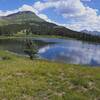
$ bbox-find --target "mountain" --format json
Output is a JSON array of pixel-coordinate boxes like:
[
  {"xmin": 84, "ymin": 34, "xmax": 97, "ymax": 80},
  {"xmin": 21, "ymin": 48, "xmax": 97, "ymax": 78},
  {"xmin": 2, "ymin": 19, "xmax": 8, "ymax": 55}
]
[
  {"xmin": 0, "ymin": 11, "xmax": 58, "ymax": 35},
  {"xmin": 0, "ymin": 11, "xmax": 100, "ymax": 43},
  {"xmin": 0, "ymin": 11, "xmax": 45, "ymax": 26},
  {"xmin": 81, "ymin": 30, "xmax": 100, "ymax": 36}
]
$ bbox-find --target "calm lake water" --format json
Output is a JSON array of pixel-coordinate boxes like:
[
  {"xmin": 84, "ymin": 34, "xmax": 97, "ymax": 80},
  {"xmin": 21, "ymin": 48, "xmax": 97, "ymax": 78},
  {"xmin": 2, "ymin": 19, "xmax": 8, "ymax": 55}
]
[{"xmin": 0, "ymin": 38, "xmax": 100, "ymax": 66}]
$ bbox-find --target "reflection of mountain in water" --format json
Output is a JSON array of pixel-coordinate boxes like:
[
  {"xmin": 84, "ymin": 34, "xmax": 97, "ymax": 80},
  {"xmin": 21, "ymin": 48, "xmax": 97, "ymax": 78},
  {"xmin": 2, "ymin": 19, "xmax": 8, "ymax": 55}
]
[{"xmin": 0, "ymin": 38, "xmax": 54, "ymax": 56}]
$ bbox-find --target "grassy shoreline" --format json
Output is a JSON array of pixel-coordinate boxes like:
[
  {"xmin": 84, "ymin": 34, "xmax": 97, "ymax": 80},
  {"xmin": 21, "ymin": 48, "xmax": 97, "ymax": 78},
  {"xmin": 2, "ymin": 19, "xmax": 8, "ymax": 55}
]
[
  {"xmin": 0, "ymin": 35, "xmax": 100, "ymax": 45},
  {"xmin": 0, "ymin": 50, "xmax": 100, "ymax": 100},
  {"xmin": 0, "ymin": 34, "xmax": 67, "ymax": 40}
]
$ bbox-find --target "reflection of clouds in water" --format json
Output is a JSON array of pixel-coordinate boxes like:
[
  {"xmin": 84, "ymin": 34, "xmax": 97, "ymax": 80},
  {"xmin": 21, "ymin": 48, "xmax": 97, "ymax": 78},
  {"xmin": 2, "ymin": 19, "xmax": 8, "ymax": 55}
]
[
  {"xmin": 38, "ymin": 41, "xmax": 100, "ymax": 65},
  {"xmin": 38, "ymin": 46, "xmax": 50, "ymax": 53},
  {"xmin": 63, "ymin": 46, "xmax": 100, "ymax": 65}
]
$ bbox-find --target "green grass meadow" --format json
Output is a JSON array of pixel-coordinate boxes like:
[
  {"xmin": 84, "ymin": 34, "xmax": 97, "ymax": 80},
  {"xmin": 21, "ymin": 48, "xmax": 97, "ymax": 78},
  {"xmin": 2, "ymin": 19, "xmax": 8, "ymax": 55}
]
[{"xmin": 0, "ymin": 50, "xmax": 100, "ymax": 100}]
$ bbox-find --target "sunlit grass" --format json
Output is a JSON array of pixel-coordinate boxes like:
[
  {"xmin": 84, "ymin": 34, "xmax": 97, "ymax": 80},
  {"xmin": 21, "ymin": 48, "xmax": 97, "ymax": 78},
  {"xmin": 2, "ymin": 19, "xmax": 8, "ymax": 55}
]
[
  {"xmin": 0, "ymin": 50, "xmax": 100, "ymax": 100},
  {"xmin": 0, "ymin": 34, "xmax": 68, "ymax": 40}
]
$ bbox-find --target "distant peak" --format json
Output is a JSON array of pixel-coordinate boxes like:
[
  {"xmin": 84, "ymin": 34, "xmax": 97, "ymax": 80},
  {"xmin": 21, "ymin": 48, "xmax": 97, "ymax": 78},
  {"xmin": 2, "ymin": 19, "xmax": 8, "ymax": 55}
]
[
  {"xmin": 5, "ymin": 11, "xmax": 35, "ymax": 18},
  {"xmin": 18, "ymin": 11, "xmax": 35, "ymax": 14},
  {"xmin": 81, "ymin": 30, "xmax": 100, "ymax": 36}
]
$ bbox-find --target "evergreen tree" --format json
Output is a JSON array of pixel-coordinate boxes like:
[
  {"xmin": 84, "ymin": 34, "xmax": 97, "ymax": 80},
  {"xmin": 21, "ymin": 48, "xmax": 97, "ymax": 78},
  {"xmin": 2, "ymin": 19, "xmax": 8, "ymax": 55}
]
[{"xmin": 24, "ymin": 39, "xmax": 38, "ymax": 60}]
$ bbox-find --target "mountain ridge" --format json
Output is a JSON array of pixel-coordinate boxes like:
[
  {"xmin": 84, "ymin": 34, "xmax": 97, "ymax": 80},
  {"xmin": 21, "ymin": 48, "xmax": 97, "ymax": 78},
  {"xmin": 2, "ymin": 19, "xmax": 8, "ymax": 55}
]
[
  {"xmin": 0, "ymin": 11, "xmax": 100, "ymax": 43},
  {"xmin": 0, "ymin": 11, "xmax": 45, "ymax": 26},
  {"xmin": 81, "ymin": 30, "xmax": 100, "ymax": 36}
]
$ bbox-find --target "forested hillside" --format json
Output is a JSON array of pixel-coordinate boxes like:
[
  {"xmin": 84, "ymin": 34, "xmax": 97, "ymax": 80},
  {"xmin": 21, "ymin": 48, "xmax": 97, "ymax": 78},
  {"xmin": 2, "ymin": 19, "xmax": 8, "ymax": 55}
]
[{"xmin": 0, "ymin": 11, "xmax": 100, "ymax": 43}]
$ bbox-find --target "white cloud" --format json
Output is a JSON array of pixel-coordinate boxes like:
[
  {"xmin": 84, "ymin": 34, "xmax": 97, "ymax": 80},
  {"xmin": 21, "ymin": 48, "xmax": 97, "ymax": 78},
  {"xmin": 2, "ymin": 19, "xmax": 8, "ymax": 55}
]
[
  {"xmin": 81, "ymin": 0, "xmax": 91, "ymax": 1},
  {"xmin": 37, "ymin": 13, "xmax": 52, "ymax": 22},
  {"xmin": 19, "ymin": 4, "xmax": 38, "ymax": 14},
  {"xmin": 0, "ymin": 10, "xmax": 18, "ymax": 16},
  {"xmin": 33, "ymin": 0, "xmax": 100, "ymax": 31},
  {"xmin": 33, "ymin": 1, "xmax": 59, "ymax": 11},
  {"xmin": 33, "ymin": 0, "xmax": 93, "ymax": 18}
]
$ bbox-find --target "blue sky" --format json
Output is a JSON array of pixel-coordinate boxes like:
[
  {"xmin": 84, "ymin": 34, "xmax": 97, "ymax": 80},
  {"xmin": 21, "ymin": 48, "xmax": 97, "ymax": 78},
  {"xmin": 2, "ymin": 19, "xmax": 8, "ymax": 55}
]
[
  {"xmin": 0, "ymin": 0, "xmax": 100, "ymax": 31},
  {"xmin": 0, "ymin": 0, "xmax": 99, "ymax": 12}
]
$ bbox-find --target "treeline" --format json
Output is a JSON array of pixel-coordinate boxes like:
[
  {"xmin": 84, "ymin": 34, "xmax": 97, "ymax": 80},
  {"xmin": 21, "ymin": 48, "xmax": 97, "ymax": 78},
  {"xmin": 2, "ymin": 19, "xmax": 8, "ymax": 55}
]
[
  {"xmin": 0, "ymin": 21, "xmax": 100, "ymax": 43},
  {"xmin": 0, "ymin": 22, "xmax": 56, "ymax": 35}
]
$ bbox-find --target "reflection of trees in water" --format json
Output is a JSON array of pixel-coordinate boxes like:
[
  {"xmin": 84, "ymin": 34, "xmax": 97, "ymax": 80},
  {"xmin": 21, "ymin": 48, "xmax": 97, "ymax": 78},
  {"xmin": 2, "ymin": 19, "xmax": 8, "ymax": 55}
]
[{"xmin": 24, "ymin": 39, "xmax": 38, "ymax": 60}]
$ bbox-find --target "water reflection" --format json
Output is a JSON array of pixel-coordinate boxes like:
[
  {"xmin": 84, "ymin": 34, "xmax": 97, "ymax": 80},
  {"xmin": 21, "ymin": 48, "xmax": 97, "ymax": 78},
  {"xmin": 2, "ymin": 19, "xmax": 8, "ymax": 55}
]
[
  {"xmin": 38, "ymin": 38, "xmax": 100, "ymax": 66},
  {"xmin": 0, "ymin": 38, "xmax": 100, "ymax": 66}
]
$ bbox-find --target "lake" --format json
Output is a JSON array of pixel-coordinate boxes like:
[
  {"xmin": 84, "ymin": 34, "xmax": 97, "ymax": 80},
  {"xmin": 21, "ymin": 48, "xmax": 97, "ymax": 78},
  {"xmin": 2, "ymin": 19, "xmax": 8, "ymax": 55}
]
[{"xmin": 0, "ymin": 37, "xmax": 100, "ymax": 66}]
